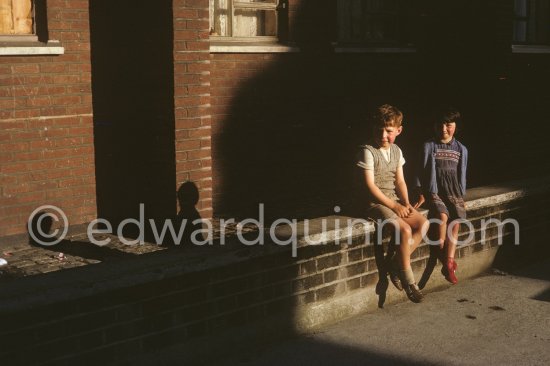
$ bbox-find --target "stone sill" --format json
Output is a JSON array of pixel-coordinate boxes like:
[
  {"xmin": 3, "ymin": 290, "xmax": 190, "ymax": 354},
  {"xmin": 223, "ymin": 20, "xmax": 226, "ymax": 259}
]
[
  {"xmin": 0, "ymin": 40, "xmax": 64, "ymax": 56},
  {"xmin": 210, "ymin": 42, "xmax": 299, "ymax": 53},
  {"xmin": 512, "ymin": 45, "xmax": 550, "ymax": 54},
  {"xmin": 209, "ymin": 43, "xmax": 416, "ymax": 54},
  {"xmin": 334, "ymin": 46, "xmax": 416, "ymax": 54}
]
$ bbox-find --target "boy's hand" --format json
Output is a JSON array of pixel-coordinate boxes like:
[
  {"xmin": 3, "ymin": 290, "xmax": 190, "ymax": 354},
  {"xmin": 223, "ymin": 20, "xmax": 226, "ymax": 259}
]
[
  {"xmin": 413, "ymin": 194, "xmax": 425, "ymax": 209},
  {"xmin": 392, "ymin": 203, "xmax": 412, "ymax": 218}
]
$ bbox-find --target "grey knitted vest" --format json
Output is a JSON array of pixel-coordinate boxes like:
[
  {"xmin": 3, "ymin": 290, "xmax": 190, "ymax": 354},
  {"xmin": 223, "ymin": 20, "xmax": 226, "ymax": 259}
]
[{"xmin": 364, "ymin": 144, "xmax": 400, "ymax": 201}]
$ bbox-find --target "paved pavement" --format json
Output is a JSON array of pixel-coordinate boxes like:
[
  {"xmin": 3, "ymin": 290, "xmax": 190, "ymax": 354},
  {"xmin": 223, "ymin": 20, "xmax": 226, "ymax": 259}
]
[
  {"xmin": 210, "ymin": 260, "xmax": 550, "ymax": 366},
  {"xmin": 0, "ymin": 220, "xmax": 248, "ymax": 282}
]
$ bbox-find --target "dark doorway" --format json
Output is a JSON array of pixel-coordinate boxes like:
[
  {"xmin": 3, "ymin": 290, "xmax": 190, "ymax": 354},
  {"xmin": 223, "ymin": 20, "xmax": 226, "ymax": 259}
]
[{"xmin": 89, "ymin": 1, "xmax": 176, "ymax": 234}]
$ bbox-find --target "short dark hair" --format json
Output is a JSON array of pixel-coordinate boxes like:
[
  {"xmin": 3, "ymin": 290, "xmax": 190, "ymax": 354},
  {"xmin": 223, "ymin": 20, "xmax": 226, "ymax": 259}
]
[
  {"xmin": 435, "ymin": 106, "xmax": 461, "ymax": 125},
  {"xmin": 371, "ymin": 104, "xmax": 403, "ymax": 128}
]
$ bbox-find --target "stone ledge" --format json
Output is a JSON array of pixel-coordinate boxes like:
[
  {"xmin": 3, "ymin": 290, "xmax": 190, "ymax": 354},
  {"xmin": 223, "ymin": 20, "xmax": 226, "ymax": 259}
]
[
  {"xmin": 0, "ymin": 177, "xmax": 549, "ymax": 312},
  {"xmin": 277, "ymin": 176, "xmax": 550, "ymax": 246}
]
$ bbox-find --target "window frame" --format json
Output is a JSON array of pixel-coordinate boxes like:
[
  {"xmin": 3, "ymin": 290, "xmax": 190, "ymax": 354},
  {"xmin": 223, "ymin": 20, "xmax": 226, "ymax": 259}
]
[
  {"xmin": 336, "ymin": 0, "xmax": 414, "ymax": 48},
  {"xmin": 512, "ymin": 0, "xmax": 550, "ymax": 46},
  {"xmin": 0, "ymin": 0, "xmax": 63, "ymax": 56},
  {"xmin": 209, "ymin": 0, "xmax": 284, "ymax": 44},
  {"xmin": 0, "ymin": 0, "xmax": 37, "ymax": 40}
]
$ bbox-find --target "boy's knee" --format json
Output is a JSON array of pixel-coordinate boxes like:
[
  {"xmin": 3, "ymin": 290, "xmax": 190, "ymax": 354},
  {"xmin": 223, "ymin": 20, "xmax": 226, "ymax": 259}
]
[
  {"xmin": 400, "ymin": 225, "xmax": 412, "ymax": 237},
  {"xmin": 419, "ymin": 215, "xmax": 428, "ymax": 227}
]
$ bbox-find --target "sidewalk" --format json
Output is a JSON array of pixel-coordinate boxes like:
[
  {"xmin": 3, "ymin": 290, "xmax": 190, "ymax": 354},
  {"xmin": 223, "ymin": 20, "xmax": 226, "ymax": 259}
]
[{"xmin": 207, "ymin": 259, "xmax": 550, "ymax": 366}]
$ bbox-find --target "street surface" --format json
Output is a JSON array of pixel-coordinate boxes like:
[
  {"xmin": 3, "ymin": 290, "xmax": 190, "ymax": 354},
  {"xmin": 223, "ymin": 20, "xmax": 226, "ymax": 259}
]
[{"xmin": 211, "ymin": 260, "xmax": 550, "ymax": 366}]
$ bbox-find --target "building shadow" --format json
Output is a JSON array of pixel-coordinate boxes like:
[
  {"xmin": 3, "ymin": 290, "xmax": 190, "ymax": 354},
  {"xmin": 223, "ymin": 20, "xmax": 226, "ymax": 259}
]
[
  {"xmin": 418, "ymin": 245, "xmax": 440, "ymax": 290},
  {"xmin": 212, "ymin": 0, "xmax": 515, "ymax": 223}
]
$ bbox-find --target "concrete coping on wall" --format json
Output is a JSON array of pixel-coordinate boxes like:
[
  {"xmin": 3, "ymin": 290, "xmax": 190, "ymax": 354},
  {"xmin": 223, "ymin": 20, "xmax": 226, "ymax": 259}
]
[
  {"xmin": 274, "ymin": 177, "xmax": 550, "ymax": 247},
  {"xmin": 0, "ymin": 177, "xmax": 549, "ymax": 312}
]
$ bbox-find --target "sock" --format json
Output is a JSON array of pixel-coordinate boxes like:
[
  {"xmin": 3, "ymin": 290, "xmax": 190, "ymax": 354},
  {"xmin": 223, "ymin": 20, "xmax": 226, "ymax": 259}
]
[{"xmin": 401, "ymin": 267, "xmax": 415, "ymax": 285}]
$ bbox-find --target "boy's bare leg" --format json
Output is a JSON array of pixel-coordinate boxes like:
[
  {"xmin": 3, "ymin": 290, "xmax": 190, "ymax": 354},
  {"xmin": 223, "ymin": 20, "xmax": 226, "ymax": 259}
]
[
  {"xmin": 394, "ymin": 211, "xmax": 428, "ymax": 269},
  {"xmin": 394, "ymin": 218, "xmax": 412, "ymax": 269},
  {"xmin": 393, "ymin": 212, "xmax": 427, "ymax": 303},
  {"xmin": 403, "ymin": 210, "xmax": 429, "ymax": 255}
]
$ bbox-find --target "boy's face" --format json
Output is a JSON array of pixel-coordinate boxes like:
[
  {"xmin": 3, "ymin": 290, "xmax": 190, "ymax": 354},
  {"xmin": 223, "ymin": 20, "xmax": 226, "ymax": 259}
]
[
  {"xmin": 435, "ymin": 122, "xmax": 456, "ymax": 143},
  {"xmin": 373, "ymin": 125, "xmax": 402, "ymax": 149}
]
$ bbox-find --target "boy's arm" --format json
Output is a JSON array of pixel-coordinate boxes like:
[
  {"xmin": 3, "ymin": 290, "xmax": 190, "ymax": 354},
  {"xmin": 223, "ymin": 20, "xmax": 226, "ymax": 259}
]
[
  {"xmin": 365, "ymin": 169, "xmax": 411, "ymax": 218},
  {"xmin": 395, "ymin": 166, "xmax": 413, "ymax": 209}
]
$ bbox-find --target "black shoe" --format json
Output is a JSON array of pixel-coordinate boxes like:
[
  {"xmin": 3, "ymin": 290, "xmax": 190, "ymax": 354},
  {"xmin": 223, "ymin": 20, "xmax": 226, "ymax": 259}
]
[
  {"xmin": 404, "ymin": 283, "xmax": 424, "ymax": 303},
  {"xmin": 389, "ymin": 270, "xmax": 403, "ymax": 291},
  {"xmin": 386, "ymin": 254, "xmax": 403, "ymax": 291}
]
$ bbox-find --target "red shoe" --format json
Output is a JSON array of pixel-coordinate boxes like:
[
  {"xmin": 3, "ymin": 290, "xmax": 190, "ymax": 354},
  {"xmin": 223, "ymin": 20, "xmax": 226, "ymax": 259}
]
[{"xmin": 444, "ymin": 258, "xmax": 458, "ymax": 284}]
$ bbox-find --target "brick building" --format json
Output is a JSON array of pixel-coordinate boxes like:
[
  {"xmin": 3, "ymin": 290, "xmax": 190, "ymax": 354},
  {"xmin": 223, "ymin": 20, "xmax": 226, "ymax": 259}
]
[
  {"xmin": 1, "ymin": 0, "xmax": 549, "ymax": 241},
  {"xmin": 2, "ymin": 2, "xmax": 550, "ymax": 364}
]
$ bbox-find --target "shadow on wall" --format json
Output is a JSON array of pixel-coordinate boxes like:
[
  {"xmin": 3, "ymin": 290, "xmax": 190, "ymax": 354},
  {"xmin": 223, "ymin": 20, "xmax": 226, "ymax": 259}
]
[
  {"xmin": 167, "ymin": 181, "xmax": 203, "ymax": 247},
  {"xmin": 213, "ymin": 0, "xmax": 505, "ymax": 221},
  {"xmin": 89, "ymin": 0, "xmax": 176, "ymax": 238}
]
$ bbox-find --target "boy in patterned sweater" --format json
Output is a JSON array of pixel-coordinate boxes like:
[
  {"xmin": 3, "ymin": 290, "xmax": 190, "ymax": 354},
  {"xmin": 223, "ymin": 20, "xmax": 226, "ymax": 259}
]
[{"xmin": 357, "ymin": 104, "xmax": 428, "ymax": 303}]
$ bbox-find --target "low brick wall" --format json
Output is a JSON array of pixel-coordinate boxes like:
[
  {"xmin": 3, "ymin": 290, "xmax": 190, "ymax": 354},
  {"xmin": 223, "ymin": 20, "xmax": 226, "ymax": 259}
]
[{"xmin": 0, "ymin": 179, "xmax": 549, "ymax": 365}]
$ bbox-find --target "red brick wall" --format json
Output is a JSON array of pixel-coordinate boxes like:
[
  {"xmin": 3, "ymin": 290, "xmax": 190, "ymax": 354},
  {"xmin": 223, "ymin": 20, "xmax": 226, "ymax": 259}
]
[
  {"xmin": 0, "ymin": 0, "xmax": 95, "ymax": 238},
  {"xmin": 173, "ymin": 0, "xmax": 213, "ymax": 218}
]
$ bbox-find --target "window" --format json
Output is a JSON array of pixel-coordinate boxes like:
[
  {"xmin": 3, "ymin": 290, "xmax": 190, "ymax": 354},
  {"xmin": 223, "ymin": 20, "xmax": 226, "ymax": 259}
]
[
  {"xmin": 513, "ymin": 0, "xmax": 550, "ymax": 44},
  {"xmin": 337, "ymin": 0, "xmax": 412, "ymax": 45},
  {"xmin": 0, "ymin": 0, "xmax": 63, "ymax": 55},
  {"xmin": 0, "ymin": 0, "xmax": 36, "ymax": 41},
  {"xmin": 209, "ymin": 0, "xmax": 284, "ymax": 41}
]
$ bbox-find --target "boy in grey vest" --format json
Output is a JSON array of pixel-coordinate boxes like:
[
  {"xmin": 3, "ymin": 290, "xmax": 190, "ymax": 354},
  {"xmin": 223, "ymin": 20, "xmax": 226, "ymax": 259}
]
[{"xmin": 357, "ymin": 104, "xmax": 428, "ymax": 303}]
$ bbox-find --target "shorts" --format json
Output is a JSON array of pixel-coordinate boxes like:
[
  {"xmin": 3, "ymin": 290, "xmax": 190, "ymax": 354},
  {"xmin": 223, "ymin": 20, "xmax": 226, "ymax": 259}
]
[{"xmin": 365, "ymin": 201, "xmax": 402, "ymax": 222}]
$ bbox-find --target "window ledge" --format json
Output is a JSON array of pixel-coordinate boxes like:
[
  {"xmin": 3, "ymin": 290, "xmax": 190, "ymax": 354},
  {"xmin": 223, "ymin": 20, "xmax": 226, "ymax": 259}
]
[
  {"xmin": 0, "ymin": 40, "xmax": 64, "ymax": 56},
  {"xmin": 210, "ymin": 42, "xmax": 299, "ymax": 53},
  {"xmin": 334, "ymin": 46, "xmax": 416, "ymax": 54},
  {"xmin": 512, "ymin": 45, "xmax": 550, "ymax": 54}
]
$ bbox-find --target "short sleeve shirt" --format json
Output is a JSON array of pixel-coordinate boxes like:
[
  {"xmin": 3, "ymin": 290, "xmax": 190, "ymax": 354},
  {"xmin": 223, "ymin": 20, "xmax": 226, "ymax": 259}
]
[{"xmin": 357, "ymin": 145, "xmax": 406, "ymax": 170}]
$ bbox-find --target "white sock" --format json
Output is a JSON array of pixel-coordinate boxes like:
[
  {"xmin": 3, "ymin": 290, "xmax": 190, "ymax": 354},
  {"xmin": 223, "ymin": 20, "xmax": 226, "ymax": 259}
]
[{"xmin": 401, "ymin": 267, "xmax": 415, "ymax": 285}]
